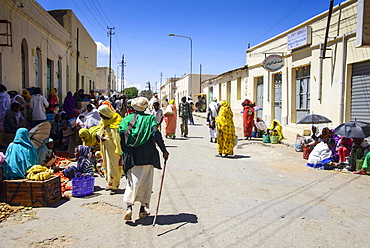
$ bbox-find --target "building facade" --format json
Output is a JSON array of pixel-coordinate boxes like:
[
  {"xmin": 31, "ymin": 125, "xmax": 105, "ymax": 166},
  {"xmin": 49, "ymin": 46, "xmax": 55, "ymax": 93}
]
[
  {"xmin": 201, "ymin": 0, "xmax": 370, "ymax": 134},
  {"xmin": 0, "ymin": 0, "xmax": 97, "ymax": 102},
  {"xmin": 96, "ymin": 67, "xmax": 116, "ymax": 94}
]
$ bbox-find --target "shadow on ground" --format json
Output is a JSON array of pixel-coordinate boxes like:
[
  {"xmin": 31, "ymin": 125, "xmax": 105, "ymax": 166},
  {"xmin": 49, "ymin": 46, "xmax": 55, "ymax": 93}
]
[{"xmin": 126, "ymin": 213, "xmax": 198, "ymax": 227}]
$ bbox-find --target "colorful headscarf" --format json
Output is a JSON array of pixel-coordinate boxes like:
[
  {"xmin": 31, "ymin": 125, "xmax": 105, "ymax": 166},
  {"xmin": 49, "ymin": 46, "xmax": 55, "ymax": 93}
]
[
  {"xmin": 268, "ymin": 119, "xmax": 284, "ymax": 140},
  {"xmin": 2, "ymin": 128, "xmax": 38, "ymax": 179},
  {"xmin": 131, "ymin": 97, "xmax": 149, "ymax": 112},
  {"xmin": 63, "ymin": 91, "xmax": 76, "ymax": 118},
  {"xmin": 101, "ymin": 100, "xmax": 115, "ymax": 112},
  {"xmin": 51, "ymin": 88, "xmax": 59, "ymax": 103},
  {"xmin": 21, "ymin": 89, "xmax": 31, "ymax": 102},
  {"xmin": 98, "ymin": 105, "xmax": 122, "ymax": 154},
  {"xmin": 79, "ymin": 126, "xmax": 99, "ymax": 147},
  {"xmin": 216, "ymin": 101, "xmax": 235, "ymax": 134}
]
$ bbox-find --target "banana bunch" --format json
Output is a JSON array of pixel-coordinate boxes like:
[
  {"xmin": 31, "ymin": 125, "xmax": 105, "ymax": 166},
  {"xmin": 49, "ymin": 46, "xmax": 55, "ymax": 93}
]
[{"xmin": 26, "ymin": 165, "xmax": 54, "ymax": 181}]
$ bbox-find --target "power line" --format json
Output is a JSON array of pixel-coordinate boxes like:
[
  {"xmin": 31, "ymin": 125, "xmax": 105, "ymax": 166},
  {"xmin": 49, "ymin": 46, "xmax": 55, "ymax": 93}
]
[
  {"xmin": 95, "ymin": 0, "xmax": 114, "ymax": 27},
  {"xmin": 81, "ymin": 0, "xmax": 107, "ymax": 31},
  {"xmin": 72, "ymin": 0, "xmax": 105, "ymax": 33},
  {"xmin": 251, "ymin": 0, "xmax": 308, "ymax": 45},
  {"xmin": 89, "ymin": 0, "xmax": 109, "ymax": 27}
]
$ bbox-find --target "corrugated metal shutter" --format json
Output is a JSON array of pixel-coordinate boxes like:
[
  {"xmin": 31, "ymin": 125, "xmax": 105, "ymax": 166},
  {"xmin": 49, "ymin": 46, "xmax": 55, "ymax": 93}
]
[{"xmin": 351, "ymin": 60, "xmax": 370, "ymax": 123}]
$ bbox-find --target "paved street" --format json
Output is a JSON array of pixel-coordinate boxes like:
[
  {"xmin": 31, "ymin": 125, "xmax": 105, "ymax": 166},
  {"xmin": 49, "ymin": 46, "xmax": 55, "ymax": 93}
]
[{"xmin": 1, "ymin": 115, "xmax": 370, "ymax": 247}]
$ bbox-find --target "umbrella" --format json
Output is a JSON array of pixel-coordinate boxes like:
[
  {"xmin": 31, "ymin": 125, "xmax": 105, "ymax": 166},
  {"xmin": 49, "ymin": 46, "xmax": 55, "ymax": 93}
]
[
  {"xmin": 29, "ymin": 122, "xmax": 51, "ymax": 149},
  {"xmin": 297, "ymin": 114, "xmax": 332, "ymax": 124},
  {"xmin": 334, "ymin": 120, "xmax": 370, "ymax": 138},
  {"xmin": 254, "ymin": 106, "xmax": 263, "ymax": 111}
]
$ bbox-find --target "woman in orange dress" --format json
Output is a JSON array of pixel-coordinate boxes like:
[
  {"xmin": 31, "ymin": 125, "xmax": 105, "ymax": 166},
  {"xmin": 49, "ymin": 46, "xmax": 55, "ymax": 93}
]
[{"xmin": 164, "ymin": 100, "xmax": 177, "ymax": 139}]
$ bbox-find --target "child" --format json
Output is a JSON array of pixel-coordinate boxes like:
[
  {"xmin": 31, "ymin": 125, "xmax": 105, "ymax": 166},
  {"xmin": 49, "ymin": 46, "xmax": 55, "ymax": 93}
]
[
  {"xmin": 151, "ymin": 101, "xmax": 164, "ymax": 131},
  {"xmin": 63, "ymin": 145, "xmax": 94, "ymax": 179},
  {"xmin": 94, "ymin": 151, "xmax": 104, "ymax": 177}
]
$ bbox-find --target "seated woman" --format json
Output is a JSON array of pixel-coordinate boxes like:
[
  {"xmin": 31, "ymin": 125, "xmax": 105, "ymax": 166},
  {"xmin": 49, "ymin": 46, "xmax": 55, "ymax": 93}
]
[
  {"xmin": 4, "ymin": 102, "xmax": 26, "ymax": 134},
  {"xmin": 345, "ymin": 138, "xmax": 369, "ymax": 171},
  {"xmin": 337, "ymin": 137, "xmax": 352, "ymax": 163},
  {"xmin": 268, "ymin": 119, "xmax": 284, "ymax": 142},
  {"xmin": 2, "ymin": 128, "xmax": 39, "ymax": 179},
  {"xmin": 37, "ymin": 138, "xmax": 57, "ymax": 167},
  {"xmin": 307, "ymin": 138, "xmax": 336, "ymax": 169},
  {"xmin": 255, "ymin": 117, "xmax": 268, "ymax": 138},
  {"xmin": 76, "ymin": 104, "xmax": 101, "ymax": 129},
  {"xmin": 63, "ymin": 145, "xmax": 94, "ymax": 179},
  {"xmin": 318, "ymin": 127, "xmax": 330, "ymax": 142}
]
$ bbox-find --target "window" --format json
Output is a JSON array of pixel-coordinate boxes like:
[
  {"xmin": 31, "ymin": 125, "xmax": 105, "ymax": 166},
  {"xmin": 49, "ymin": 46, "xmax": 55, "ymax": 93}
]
[
  {"xmin": 236, "ymin": 77, "xmax": 241, "ymax": 100},
  {"xmin": 295, "ymin": 66, "xmax": 310, "ymax": 110},
  {"xmin": 21, "ymin": 39, "xmax": 29, "ymax": 89},
  {"xmin": 47, "ymin": 59, "xmax": 53, "ymax": 94},
  {"xmin": 35, "ymin": 48, "xmax": 42, "ymax": 87}
]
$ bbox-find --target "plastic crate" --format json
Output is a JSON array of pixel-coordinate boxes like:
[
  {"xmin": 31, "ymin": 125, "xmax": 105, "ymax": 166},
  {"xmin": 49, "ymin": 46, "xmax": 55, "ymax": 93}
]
[{"xmin": 72, "ymin": 174, "xmax": 95, "ymax": 197}]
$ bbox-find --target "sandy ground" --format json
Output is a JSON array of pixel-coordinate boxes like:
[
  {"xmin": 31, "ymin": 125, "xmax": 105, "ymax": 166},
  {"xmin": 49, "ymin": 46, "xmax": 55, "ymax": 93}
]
[{"xmin": 1, "ymin": 115, "xmax": 370, "ymax": 247}]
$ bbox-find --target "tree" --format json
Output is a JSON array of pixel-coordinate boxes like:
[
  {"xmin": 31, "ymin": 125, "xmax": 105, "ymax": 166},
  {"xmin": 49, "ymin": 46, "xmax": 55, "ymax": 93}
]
[
  {"xmin": 141, "ymin": 90, "xmax": 153, "ymax": 99},
  {"xmin": 124, "ymin": 87, "xmax": 139, "ymax": 99}
]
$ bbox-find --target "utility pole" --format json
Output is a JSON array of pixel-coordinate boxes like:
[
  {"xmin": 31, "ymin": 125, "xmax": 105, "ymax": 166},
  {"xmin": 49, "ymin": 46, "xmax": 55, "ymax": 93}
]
[
  {"xmin": 160, "ymin": 72, "xmax": 163, "ymax": 93},
  {"xmin": 107, "ymin": 27, "xmax": 115, "ymax": 96},
  {"xmin": 146, "ymin": 81, "xmax": 151, "ymax": 92},
  {"xmin": 117, "ymin": 54, "xmax": 126, "ymax": 93}
]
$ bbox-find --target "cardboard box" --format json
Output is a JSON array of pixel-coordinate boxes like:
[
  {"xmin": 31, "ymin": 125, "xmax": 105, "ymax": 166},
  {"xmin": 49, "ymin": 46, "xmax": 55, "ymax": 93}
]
[{"xmin": 3, "ymin": 176, "xmax": 62, "ymax": 207}]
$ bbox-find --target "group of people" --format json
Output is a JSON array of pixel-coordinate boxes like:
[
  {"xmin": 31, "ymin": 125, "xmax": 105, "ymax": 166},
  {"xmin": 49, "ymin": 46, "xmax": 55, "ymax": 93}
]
[
  {"xmin": 297, "ymin": 125, "xmax": 370, "ymax": 174},
  {"xmin": 1, "ymin": 91, "xmax": 170, "ymax": 222}
]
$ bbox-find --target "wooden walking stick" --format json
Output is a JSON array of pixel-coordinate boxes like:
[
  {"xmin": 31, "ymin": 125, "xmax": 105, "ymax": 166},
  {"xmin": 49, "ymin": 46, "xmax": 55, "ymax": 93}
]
[{"xmin": 152, "ymin": 159, "xmax": 168, "ymax": 226}]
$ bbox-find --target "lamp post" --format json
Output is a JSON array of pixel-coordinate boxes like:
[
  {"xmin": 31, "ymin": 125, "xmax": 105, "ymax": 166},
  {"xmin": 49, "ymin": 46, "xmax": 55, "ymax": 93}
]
[{"xmin": 168, "ymin": 33, "xmax": 192, "ymax": 97}]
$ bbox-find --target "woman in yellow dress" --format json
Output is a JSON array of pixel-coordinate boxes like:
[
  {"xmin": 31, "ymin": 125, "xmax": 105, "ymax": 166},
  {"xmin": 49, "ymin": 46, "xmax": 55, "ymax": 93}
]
[
  {"xmin": 268, "ymin": 119, "xmax": 284, "ymax": 142},
  {"xmin": 216, "ymin": 101, "xmax": 236, "ymax": 158},
  {"xmin": 97, "ymin": 105, "xmax": 123, "ymax": 194}
]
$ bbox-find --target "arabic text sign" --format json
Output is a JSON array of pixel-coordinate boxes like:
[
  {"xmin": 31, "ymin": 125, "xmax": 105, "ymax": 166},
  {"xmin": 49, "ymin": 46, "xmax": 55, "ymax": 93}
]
[
  {"xmin": 262, "ymin": 55, "xmax": 285, "ymax": 72},
  {"xmin": 287, "ymin": 26, "xmax": 312, "ymax": 50}
]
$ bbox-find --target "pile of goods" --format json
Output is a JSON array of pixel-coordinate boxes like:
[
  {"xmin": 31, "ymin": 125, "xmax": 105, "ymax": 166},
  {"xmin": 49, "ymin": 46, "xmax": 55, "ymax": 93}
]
[
  {"xmin": 26, "ymin": 165, "xmax": 54, "ymax": 181},
  {"xmin": 0, "ymin": 202, "xmax": 15, "ymax": 222}
]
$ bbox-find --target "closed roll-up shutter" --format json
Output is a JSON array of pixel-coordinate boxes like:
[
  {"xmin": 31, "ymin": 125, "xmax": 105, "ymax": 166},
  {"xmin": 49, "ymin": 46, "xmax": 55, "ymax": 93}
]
[{"xmin": 351, "ymin": 60, "xmax": 370, "ymax": 123}]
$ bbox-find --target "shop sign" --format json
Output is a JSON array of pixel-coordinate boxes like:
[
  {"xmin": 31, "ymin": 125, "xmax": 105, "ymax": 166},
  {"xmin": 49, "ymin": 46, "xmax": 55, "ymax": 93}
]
[
  {"xmin": 287, "ymin": 26, "xmax": 312, "ymax": 50},
  {"xmin": 262, "ymin": 55, "xmax": 285, "ymax": 72}
]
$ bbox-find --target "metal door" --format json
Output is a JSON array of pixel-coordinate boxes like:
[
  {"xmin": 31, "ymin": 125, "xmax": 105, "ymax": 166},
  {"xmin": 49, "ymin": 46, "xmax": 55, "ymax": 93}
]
[
  {"xmin": 256, "ymin": 77, "xmax": 263, "ymax": 118},
  {"xmin": 274, "ymin": 74, "xmax": 282, "ymax": 122},
  {"xmin": 351, "ymin": 60, "xmax": 370, "ymax": 123}
]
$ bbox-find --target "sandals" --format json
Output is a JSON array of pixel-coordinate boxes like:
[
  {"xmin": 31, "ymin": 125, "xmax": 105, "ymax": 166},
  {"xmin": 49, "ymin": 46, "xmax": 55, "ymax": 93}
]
[
  {"xmin": 124, "ymin": 208, "xmax": 132, "ymax": 221},
  {"xmin": 354, "ymin": 170, "xmax": 367, "ymax": 175}
]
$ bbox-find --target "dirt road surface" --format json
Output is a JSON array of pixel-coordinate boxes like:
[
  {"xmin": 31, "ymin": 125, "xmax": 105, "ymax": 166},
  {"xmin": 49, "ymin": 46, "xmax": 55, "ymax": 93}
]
[{"xmin": 1, "ymin": 116, "xmax": 370, "ymax": 247}]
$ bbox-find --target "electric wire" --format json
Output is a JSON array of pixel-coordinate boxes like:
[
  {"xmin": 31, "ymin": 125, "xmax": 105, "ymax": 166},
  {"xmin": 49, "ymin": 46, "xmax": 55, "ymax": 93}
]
[
  {"xmin": 251, "ymin": 0, "xmax": 308, "ymax": 45},
  {"xmin": 81, "ymin": 0, "xmax": 107, "ymax": 31},
  {"xmin": 95, "ymin": 0, "xmax": 115, "ymax": 27},
  {"xmin": 89, "ymin": 0, "xmax": 109, "ymax": 27},
  {"xmin": 72, "ymin": 0, "xmax": 105, "ymax": 33}
]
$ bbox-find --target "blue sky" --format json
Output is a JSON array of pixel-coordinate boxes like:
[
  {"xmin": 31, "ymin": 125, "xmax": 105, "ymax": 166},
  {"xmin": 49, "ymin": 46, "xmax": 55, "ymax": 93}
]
[{"xmin": 37, "ymin": 0, "xmax": 347, "ymax": 92}]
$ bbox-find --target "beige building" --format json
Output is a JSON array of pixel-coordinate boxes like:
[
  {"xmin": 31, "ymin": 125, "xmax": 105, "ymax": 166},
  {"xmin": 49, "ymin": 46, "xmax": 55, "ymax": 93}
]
[
  {"xmin": 202, "ymin": 66, "xmax": 248, "ymax": 109},
  {"xmin": 202, "ymin": 0, "xmax": 370, "ymax": 134},
  {"xmin": 175, "ymin": 74, "xmax": 216, "ymax": 103},
  {"xmin": 0, "ymin": 0, "xmax": 96, "ymax": 101},
  {"xmin": 160, "ymin": 77, "xmax": 179, "ymax": 103},
  {"xmin": 96, "ymin": 67, "xmax": 116, "ymax": 93}
]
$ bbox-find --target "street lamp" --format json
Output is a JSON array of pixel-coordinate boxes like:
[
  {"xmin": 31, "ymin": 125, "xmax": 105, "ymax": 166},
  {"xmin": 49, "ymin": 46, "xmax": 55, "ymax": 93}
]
[{"xmin": 168, "ymin": 33, "xmax": 193, "ymax": 97}]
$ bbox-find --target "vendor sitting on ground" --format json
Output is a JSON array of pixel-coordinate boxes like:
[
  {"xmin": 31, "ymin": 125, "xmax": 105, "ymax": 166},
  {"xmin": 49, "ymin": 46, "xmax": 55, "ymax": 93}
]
[
  {"xmin": 255, "ymin": 117, "xmax": 267, "ymax": 138},
  {"xmin": 346, "ymin": 138, "xmax": 370, "ymax": 171},
  {"xmin": 268, "ymin": 119, "xmax": 284, "ymax": 142},
  {"xmin": 37, "ymin": 138, "xmax": 57, "ymax": 167},
  {"xmin": 63, "ymin": 145, "xmax": 94, "ymax": 179},
  {"xmin": 337, "ymin": 137, "xmax": 352, "ymax": 163},
  {"xmin": 4, "ymin": 102, "xmax": 26, "ymax": 134},
  {"xmin": 307, "ymin": 138, "xmax": 336, "ymax": 169},
  {"xmin": 2, "ymin": 128, "xmax": 39, "ymax": 179}
]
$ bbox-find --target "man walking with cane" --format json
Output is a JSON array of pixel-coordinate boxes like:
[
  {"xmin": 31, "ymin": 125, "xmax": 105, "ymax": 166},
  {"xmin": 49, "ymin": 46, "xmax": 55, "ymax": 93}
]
[{"xmin": 119, "ymin": 97, "xmax": 169, "ymax": 222}]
